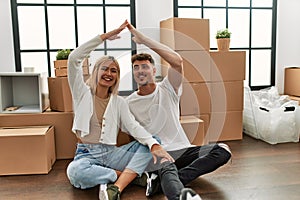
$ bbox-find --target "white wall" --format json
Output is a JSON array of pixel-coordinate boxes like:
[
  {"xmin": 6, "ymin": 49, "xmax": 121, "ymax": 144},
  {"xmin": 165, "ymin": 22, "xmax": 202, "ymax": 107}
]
[
  {"xmin": 276, "ymin": 0, "xmax": 300, "ymax": 94},
  {"xmin": 1, "ymin": 0, "xmax": 300, "ymax": 90},
  {"xmin": 135, "ymin": 0, "xmax": 173, "ymax": 75},
  {"xmin": 0, "ymin": 0, "xmax": 15, "ymax": 72}
]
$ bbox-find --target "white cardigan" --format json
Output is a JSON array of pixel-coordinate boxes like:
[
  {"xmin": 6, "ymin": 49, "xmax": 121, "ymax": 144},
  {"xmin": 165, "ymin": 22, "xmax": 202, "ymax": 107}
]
[{"xmin": 67, "ymin": 35, "xmax": 158, "ymax": 149}]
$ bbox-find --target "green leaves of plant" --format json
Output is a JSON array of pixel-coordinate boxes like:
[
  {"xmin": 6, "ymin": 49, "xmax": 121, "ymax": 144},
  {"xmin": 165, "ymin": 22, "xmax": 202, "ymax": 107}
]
[
  {"xmin": 216, "ymin": 29, "xmax": 231, "ymax": 39},
  {"xmin": 56, "ymin": 49, "xmax": 71, "ymax": 60}
]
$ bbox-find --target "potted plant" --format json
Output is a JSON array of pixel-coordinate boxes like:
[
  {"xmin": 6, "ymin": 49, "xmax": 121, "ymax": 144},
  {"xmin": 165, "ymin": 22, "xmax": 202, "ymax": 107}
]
[
  {"xmin": 216, "ymin": 28, "xmax": 231, "ymax": 51},
  {"xmin": 54, "ymin": 49, "xmax": 71, "ymax": 77}
]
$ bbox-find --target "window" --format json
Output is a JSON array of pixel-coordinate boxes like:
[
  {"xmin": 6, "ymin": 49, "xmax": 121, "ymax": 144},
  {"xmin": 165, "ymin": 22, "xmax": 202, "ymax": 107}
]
[
  {"xmin": 174, "ymin": 0, "xmax": 277, "ymax": 90},
  {"xmin": 11, "ymin": 0, "xmax": 136, "ymax": 95}
]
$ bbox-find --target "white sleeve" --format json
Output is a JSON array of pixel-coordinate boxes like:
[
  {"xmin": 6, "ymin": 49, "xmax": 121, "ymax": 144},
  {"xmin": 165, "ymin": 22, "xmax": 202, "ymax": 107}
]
[{"xmin": 118, "ymin": 97, "xmax": 159, "ymax": 149}]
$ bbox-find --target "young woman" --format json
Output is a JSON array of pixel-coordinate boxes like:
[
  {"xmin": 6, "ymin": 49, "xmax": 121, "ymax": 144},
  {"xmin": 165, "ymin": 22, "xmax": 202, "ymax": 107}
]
[{"xmin": 66, "ymin": 20, "xmax": 173, "ymax": 200}]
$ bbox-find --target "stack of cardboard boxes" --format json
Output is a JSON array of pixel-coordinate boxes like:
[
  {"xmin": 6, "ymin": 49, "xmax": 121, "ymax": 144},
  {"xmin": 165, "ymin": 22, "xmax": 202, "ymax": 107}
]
[
  {"xmin": 49, "ymin": 57, "xmax": 90, "ymax": 112},
  {"xmin": 160, "ymin": 18, "xmax": 210, "ymax": 145},
  {"xmin": 0, "ymin": 72, "xmax": 76, "ymax": 175},
  {"xmin": 160, "ymin": 17, "xmax": 246, "ymax": 143}
]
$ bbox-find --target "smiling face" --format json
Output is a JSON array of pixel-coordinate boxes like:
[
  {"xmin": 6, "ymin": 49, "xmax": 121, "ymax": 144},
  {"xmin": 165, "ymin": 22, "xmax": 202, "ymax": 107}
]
[
  {"xmin": 86, "ymin": 56, "xmax": 120, "ymax": 95},
  {"xmin": 97, "ymin": 60, "xmax": 119, "ymax": 88},
  {"xmin": 132, "ymin": 59, "xmax": 156, "ymax": 86}
]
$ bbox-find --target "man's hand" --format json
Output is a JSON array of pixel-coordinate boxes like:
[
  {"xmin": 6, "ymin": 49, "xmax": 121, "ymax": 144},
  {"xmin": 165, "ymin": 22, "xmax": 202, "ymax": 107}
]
[
  {"xmin": 126, "ymin": 23, "xmax": 148, "ymax": 44},
  {"xmin": 151, "ymin": 144, "xmax": 174, "ymax": 164}
]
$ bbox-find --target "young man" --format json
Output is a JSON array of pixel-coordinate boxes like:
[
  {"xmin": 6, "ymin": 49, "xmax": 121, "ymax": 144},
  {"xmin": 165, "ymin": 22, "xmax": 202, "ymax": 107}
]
[{"xmin": 125, "ymin": 23, "xmax": 231, "ymax": 200}]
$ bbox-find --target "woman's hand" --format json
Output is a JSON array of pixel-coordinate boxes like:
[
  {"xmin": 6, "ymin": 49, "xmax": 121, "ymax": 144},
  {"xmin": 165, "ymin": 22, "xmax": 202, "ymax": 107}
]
[
  {"xmin": 101, "ymin": 20, "xmax": 129, "ymax": 41},
  {"xmin": 150, "ymin": 144, "xmax": 175, "ymax": 164}
]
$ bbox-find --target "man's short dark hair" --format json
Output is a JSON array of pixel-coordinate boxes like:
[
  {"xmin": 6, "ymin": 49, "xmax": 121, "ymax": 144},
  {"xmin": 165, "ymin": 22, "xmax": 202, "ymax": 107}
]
[{"xmin": 131, "ymin": 53, "xmax": 155, "ymax": 65}]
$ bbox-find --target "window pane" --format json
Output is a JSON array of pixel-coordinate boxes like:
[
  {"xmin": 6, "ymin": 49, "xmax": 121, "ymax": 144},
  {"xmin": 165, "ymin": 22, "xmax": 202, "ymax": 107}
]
[
  {"xmin": 21, "ymin": 52, "xmax": 48, "ymax": 73},
  {"xmin": 251, "ymin": 50, "xmax": 271, "ymax": 86},
  {"xmin": 178, "ymin": 0, "xmax": 201, "ymax": 6},
  {"xmin": 252, "ymin": 0, "xmax": 273, "ymax": 7},
  {"xmin": 228, "ymin": 0, "xmax": 250, "ymax": 7},
  {"xmin": 105, "ymin": 0, "xmax": 130, "ymax": 4},
  {"xmin": 77, "ymin": 7, "xmax": 104, "ymax": 45},
  {"xmin": 77, "ymin": 0, "xmax": 103, "ymax": 4},
  {"xmin": 203, "ymin": 8, "xmax": 226, "ymax": 49},
  {"xmin": 178, "ymin": 8, "xmax": 202, "ymax": 18},
  {"xmin": 50, "ymin": 52, "xmax": 57, "ymax": 77},
  {"xmin": 47, "ymin": 6, "xmax": 76, "ymax": 49},
  {"xmin": 228, "ymin": 9, "xmax": 250, "ymax": 48},
  {"xmin": 252, "ymin": 9, "xmax": 272, "ymax": 47},
  {"xmin": 106, "ymin": 7, "xmax": 131, "ymax": 49},
  {"xmin": 107, "ymin": 50, "xmax": 133, "ymax": 91},
  {"xmin": 203, "ymin": 0, "xmax": 226, "ymax": 7},
  {"xmin": 47, "ymin": 0, "xmax": 74, "ymax": 4},
  {"xmin": 18, "ymin": 6, "xmax": 46, "ymax": 49}
]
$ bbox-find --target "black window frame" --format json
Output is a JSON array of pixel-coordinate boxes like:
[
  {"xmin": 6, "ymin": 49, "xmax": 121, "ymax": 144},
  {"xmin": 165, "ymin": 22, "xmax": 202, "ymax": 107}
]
[{"xmin": 10, "ymin": 0, "xmax": 137, "ymax": 96}]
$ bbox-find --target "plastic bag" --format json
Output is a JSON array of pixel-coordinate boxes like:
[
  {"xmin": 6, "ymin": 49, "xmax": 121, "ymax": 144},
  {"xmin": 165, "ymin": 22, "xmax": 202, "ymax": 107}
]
[{"xmin": 243, "ymin": 86, "xmax": 300, "ymax": 144}]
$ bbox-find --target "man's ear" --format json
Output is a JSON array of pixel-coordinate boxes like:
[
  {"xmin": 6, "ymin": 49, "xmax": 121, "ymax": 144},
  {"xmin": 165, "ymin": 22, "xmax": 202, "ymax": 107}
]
[{"xmin": 153, "ymin": 67, "xmax": 157, "ymax": 75}]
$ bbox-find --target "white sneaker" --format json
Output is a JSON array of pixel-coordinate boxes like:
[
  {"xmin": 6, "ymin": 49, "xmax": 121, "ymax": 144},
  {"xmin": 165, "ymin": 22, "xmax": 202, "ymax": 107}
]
[
  {"xmin": 179, "ymin": 188, "xmax": 202, "ymax": 200},
  {"xmin": 99, "ymin": 184, "xmax": 108, "ymax": 200},
  {"xmin": 145, "ymin": 172, "xmax": 160, "ymax": 196},
  {"xmin": 218, "ymin": 143, "xmax": 231, "ymax": 154}
]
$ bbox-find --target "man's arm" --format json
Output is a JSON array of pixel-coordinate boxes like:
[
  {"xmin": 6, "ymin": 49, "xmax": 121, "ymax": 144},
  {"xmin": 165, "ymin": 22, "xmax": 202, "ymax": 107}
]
[{"xmin": 127, "ymin": 23, "xmax": 183, "ymax": 92}]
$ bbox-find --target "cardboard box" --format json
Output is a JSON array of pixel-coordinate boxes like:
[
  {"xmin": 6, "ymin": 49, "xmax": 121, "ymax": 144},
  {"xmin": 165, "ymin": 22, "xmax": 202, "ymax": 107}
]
[
  {"xmin": 210, "ymin": 51, "xmax": 246, "ymax": 81},
  {"xmin": 54, "ymin": 60, "xmax": 68, "ymax": 69},
  {"xmin": 181, "ymin": 82, "xmax": 211, "ymax": 115},
  {"xmin": 48, "ymin": 77, "xmax": 73, "ymax": 112},
  {"xmin": 284, "ymin": 67, "xmax": 300, "ymax": 97},
  {"xmin": 180, "ymin": 116, "xmax": 205, "ymax": 146},
  {"xmin": 161, "ymin": 51, "xmax": 211, "ymax": 82},
  {"xmin": 207, "ymin": 111, "xmax": 243, "ymax": 142},
  {"xmin": 55, "ymin": 67, "xmax": 89, "ymax": 77},
  {"xmin": 160, "ymin": 17, "xmax": 210, "ymax": 51},
  {"xmin": 0, "ymin": 72, "xmax": 49, "ymax": 114},
  {"xmin": 0, "ymin": 126, "xmax": 56, "ymax": 175},
  {"xmin": 55, "ymin": 68, "xmax": 67, "ymax": 77},
  {"xmin": 211, "ymin": 81, "xmax": 244, "ymax": 112},
  {"xmin": 0, "ymin": 111, "xmax": 77, "ymax": 159},
  {"xmin": 54, "ymin": 58, "xmax": 89, "ymax": 77}
]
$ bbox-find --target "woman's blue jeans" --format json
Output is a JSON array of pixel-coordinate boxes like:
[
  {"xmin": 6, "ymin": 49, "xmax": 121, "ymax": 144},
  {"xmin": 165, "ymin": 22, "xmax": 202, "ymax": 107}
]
[{"xmin": 66, "ymin": 141, "xmax": 152, "ymax": 189}]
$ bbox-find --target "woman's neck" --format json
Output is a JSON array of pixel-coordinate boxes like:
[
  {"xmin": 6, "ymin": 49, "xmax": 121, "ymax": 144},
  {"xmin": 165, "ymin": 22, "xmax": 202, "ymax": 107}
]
[{"xmin": 95, "ymin": 86, "xmax": 110, "ymax": 99}]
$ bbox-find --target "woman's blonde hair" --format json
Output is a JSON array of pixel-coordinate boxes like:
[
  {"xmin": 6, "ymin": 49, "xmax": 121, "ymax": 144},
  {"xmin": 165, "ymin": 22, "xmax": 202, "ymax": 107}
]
[{"xmin": 86, "ymin": 55, "xmax": 120, "ymax": 95}]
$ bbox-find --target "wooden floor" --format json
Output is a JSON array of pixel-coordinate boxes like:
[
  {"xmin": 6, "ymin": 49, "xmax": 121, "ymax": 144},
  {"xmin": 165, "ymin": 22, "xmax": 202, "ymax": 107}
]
[{"xmin": 1, "ymin": 134, "xmax": 299, "ymax": 200}]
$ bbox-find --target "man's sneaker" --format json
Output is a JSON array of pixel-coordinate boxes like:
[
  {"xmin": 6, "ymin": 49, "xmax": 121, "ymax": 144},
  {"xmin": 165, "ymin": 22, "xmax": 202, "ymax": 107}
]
[
  {"xmin": 179, "ymin": 188, "xmax": 202, "ymax": 200},
  {"xmin": 145, "ymin": 172, "xmax": 161, "ymax": 196},
  {"xmin": 218, "ymin": 143, "xmax": 232, "ymax": 154},
  {"xmin": 131, "ymin": 173, "xmax": 147, "ymax": 187},
  {"xmin": 99, "ymin": 184, "xmax": 120, "ymax": 200}
]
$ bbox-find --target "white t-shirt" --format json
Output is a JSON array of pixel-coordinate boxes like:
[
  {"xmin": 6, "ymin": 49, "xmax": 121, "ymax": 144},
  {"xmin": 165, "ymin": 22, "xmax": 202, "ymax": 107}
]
[{"xmin": 126, "ymin": 77, "xmax": 192, "ymax": 151}]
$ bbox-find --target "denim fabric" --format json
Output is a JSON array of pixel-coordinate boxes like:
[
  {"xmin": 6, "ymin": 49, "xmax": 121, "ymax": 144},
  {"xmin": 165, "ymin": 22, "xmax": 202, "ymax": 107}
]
[
  {"xmin": 158, "ymin": 162, "xmax": 184, "ymax": 200},
  {"xmin": 66, "ymin": 141, "xmax": 152, "ymax": 189}
]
